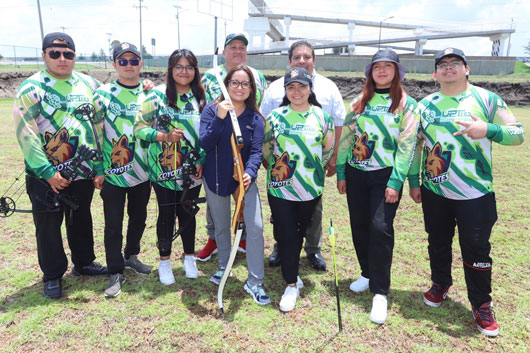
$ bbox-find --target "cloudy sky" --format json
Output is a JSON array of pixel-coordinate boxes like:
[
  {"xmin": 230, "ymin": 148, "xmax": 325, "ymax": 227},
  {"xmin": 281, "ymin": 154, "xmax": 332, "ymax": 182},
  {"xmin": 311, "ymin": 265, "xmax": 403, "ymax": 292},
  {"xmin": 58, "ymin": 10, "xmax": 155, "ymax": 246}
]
[{"xmin": 1, "ymin": 0, "xmax": 529, "ymax": 59}]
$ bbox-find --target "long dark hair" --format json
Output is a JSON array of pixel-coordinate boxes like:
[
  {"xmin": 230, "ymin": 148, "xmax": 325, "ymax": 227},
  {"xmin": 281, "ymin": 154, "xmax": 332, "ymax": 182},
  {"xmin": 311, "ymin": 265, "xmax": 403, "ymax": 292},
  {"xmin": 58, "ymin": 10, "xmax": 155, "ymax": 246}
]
[
  {"xmin": 280, "ymin": 81, "xmax": 322, "ymax": 108},
  {"xmin": 352, "ymin": 62, "xmax": 404, "ymax": 115},
  {"xmin": 216, "ymin": 64, "xmax": 264, "ymax": 119},
  {"xmin": 166, "ymin": 49, "xmax": 206, "ymax": 112}
]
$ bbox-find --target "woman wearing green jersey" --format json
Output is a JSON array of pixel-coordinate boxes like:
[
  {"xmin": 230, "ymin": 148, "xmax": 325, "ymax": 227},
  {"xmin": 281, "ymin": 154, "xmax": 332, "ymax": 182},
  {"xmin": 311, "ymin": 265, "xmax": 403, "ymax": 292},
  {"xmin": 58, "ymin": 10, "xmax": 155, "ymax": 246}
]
[
  {"xmin": 263, "ymin": 67, "xmax": 335, "ymax": 312},
  {"xmin": 336, "ymin": 49, "xmax": 419, "ymax": 324},
  {"xmin": 135, "ymin": 49, "xmax": 206, "ymax": 285}
]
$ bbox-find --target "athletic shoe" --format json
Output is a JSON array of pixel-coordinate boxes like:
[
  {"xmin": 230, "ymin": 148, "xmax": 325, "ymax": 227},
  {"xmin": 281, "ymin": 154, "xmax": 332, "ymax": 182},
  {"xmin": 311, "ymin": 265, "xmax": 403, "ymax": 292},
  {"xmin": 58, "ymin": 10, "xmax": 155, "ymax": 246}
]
[
  {"xmin": 349, "ymin": 275, "xmax": 369, "ymax": 293},
  {"xmin": 71, "ymin": 262, "xmax": 109, "ymax": 276},
  {"xmin": 268, "ymin": 243, "xmax": 280, "ymax": 267},
  {"xmin": 158, "ymin": 260, "xmax": 175, "ymax": 285},
  {"xmin": 423, "ymin": 283, "xmax": 450, "ymax": 307},
  {"xmin": 104, "ymin": 273, "xmax": 126, "ymax": 298},
  {"xmin": 183, "ymin": 256, "xmax": 199, "ymax": 279},
  {"xmin": 244, "ymin": 282, "xmax": 271, "ymax": 305},
  {"xmin": 296, "ymin": 276, "xmax": 304, "ymax": 289},
  {"xmin": 209, "ymin": 268, "xmax": 228, "ymax": 286},
  {"xmin": 279, "ymin": 286, "xmax": 299, "ymax": 312},
  {"xmin": 124, "ymin": 255, "xmax": 151, "ymax": 275},
  {"xmin": 43, "ymin": 278, "xmax": 62, "ymax": 299},
  {"xmin": 369, "ymin": 294, "xmax": 388, "ymax": 324},
  {"xmin": 238, "ymin": 240, "xmax": 247, "ymax": 253},
  {"xmin": 196, "ymin": 239, "xmax": 218, "ymax": 261},
  {"xmin": 472, "ymin": 302, "xmax": 499, "ymax": 337}
]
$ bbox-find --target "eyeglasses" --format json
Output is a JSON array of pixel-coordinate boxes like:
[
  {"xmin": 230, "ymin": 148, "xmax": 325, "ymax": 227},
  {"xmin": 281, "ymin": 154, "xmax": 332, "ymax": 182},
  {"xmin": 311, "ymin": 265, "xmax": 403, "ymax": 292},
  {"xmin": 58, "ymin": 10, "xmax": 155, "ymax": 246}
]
[
  {"xmin": 228, "ymin": 80, "xmax": 251, "ymax": 89},
  {"xmin": 437, "ymin": 60, "xmax": 464, "ymax": 70},
  {"xmin": 173, "ymin": 64, "xmax": 195, "ymax": 73},
  {"xmin": 48, "ymin": 50, "xmax": 75, "ymax": 60},
  {"xmin": 117, "ymin": 59, "xmax": 140, "ymax": 66}
]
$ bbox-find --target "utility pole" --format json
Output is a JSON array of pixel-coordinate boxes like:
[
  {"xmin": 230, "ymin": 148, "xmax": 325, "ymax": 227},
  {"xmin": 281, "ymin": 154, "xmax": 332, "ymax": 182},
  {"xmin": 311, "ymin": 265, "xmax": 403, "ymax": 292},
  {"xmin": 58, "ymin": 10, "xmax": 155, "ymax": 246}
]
[
  {"xmin": 106, "ymin": 32, "xmax": 112, "ymax": 61},
  {"xmin": 36, "ymin": 0, "xmax": 44, "ymax": 42},
  {"xmin": 134, "ymin": 0, "xmax": 147, "ymax": 57}
]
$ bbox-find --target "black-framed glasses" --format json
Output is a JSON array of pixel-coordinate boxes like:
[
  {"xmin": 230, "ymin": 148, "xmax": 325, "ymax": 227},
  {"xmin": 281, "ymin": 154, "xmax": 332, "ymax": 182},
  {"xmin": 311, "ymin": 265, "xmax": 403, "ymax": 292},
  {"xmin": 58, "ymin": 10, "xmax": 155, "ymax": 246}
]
[
  {"xmin": 117, "ymin": 59, "xmax": 140, "ymax": 66},
  {"xmin": 48, "ymin": 50, "xmax": 75, "ymax": 60},
  {"xmin": 228, "ymin": 80, "xmax": 251, "ymax": 89},
  {"xmin": 437, "ymin": 60, "xmax": 463, "ymax": 70},
  {"xmin": 173, "ymin": 64, "xmax": 195, "ymax": 73}
]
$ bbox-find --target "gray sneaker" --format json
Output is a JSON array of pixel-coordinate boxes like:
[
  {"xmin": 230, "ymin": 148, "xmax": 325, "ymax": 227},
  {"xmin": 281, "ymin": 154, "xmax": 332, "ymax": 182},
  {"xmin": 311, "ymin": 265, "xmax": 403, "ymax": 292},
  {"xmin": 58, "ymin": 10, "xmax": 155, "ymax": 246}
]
[
  {"xmin": 124, "ymin": 255, "xmax": 151, "ymax": 275},
  {"xmin": 209, "ymin": 268, "xmax": 231, "ymax": 286},
  {"xmin": 244, "ymin": 282, "xmax": 271, "ymax": 305},
  {"xmin": 104, "ymin": 273, "xmax": 126, "ymax": 298}
]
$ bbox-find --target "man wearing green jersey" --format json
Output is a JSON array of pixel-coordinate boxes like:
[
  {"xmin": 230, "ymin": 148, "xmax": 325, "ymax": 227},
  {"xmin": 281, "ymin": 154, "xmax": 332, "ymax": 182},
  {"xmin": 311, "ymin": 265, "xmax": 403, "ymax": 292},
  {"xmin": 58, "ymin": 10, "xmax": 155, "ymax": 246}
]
[
  {"xmin": 13, "ymin": 32, "xmax": 108, "ymax": 299},
  {"xmin": 93, "ymin": 42, "xmax": 152, "ymax": 298},
  {"xmin": 196, "ymin": 33, "xmax": 267, "ymax": 261},
  {"xmin": 408, "ymin": 48, "xmax": 525, "ymax": 337}
]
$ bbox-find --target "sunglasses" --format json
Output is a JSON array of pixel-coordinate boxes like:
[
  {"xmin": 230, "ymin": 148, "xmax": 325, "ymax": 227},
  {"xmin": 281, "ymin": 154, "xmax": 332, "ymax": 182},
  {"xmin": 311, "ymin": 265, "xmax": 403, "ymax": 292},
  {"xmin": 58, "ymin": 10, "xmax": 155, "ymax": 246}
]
[
  {"xmin": 48, "ymin": 50, "xmax": 75, "ymax": 60},
  {"xmin": 117, "ymin": 59, "xmax": 140, "ymax": 66}
]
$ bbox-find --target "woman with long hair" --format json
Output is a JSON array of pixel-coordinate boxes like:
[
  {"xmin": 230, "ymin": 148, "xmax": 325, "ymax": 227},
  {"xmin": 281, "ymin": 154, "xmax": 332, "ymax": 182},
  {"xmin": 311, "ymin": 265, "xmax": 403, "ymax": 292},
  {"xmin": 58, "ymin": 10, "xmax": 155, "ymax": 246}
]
[
  {"xmin": 263, "ymin": 67, "xmax": 335, "ymax": 312},
  {"xmin": 336, "ymin": 49, "xmax": 419, "ymax": 324},
  {"xmin": 199, "ymin": 65, "xmax": 269, "ymax": 305},
  {"xmin": 134, "ymin": 49, "xmax": 206, "ymax": 285}
]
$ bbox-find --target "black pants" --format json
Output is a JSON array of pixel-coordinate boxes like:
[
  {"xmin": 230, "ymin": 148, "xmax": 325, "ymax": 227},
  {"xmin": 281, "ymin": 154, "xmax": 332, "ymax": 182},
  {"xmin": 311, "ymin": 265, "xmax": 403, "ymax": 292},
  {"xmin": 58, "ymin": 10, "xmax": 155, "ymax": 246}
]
[
  {"xmin": 101, "ymin": 181, "xmax": 151, "ymax": 274},
  {"xmin": 345, "ymin": 165, "xmax": 401, "ymax": 295},
  {"xmin": 421, "ymin": 186, "xmax": 497, "ymax": 307},
  {"xmin": 153, "ymin": 183, "xmax": 200, "ymax": 257},
  {"xmin": 268, "ymin": 194, "xmax": 320, "ymax": 284},
  {"xmin": 26, "ymin": 176, "xmax": 96, "ymax": 282}
]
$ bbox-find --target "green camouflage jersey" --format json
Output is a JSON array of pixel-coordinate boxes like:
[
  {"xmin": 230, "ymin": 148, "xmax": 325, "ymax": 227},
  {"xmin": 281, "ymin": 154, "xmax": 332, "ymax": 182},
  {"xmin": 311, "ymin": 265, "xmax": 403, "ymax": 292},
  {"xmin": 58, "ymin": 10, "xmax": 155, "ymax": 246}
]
[
  {"xmin": 134, "ymin": 84, "xmax": 205, "ymax": 191},
  {"xmin": 94, "ymin": 81, "xmax": 149, "ymax": 187},
  {"xmin": 13, "ymin": 70, "xmax": 102, "ymax": 181},
  {"xmin": 409, "ymin": 85, "xmax": 525, "ymax": 200},
  {"xmin": 263, "ymin": 104, "xmax": 335, "ymax": 201},
  {"xmin": 336, "ymin": 93, "xmax": 420, "ymax": 191},
  {"xmin": 201, "ymin": 64, "xmax": 267, "ymax": 104}
]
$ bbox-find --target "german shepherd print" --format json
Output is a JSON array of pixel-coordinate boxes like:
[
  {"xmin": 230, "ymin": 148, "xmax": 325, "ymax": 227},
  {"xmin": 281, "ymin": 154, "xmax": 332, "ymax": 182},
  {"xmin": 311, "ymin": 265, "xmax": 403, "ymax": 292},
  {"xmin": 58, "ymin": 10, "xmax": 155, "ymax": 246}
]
[
  {"xmin": 268, "ymin": 151, "xmax": 296, "ymax": 188},
  {"xmin": 351, "ymin": 132, "xmax": 375, "ymax": 164},
  {"xmin": 424, "ymin": 142, "xmax": 451, "ymax": 183},
  {"xmin": 44, "ymin": 128, "xmax": 78, "ymax": 165},
  {"xmin": 110, "ymin": 135, "xmax": 134, "ymax": 168}
]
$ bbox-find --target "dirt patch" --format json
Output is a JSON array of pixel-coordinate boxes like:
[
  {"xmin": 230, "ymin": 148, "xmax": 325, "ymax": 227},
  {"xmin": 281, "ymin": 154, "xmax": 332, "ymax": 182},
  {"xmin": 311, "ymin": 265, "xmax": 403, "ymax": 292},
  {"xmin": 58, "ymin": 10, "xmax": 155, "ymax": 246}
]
[{"xmin": 2, "ymin": 70, "xmax": 529, "ymax": 106}]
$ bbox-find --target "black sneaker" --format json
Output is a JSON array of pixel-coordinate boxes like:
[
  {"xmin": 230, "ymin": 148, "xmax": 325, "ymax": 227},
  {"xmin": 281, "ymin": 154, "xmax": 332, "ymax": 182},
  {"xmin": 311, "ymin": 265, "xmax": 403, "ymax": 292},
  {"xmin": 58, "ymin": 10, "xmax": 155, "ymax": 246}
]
[
  {"xmin": 72, "ymin": 262, "xmax": 109, "ymax": 276},
  {"xmin": 104, "ymin": 273, "xmax": 126, "ymax": 298},
  {"xmin": 307, "ymin": 252, "xmax": 327, "ymax": 271},
  {"xmin": 124, "ymin": 255, "xmax": 151, "ymax": 275},
  {"xmin": 268, "ymin": 243, "xmax": 280, "ymax": 267},
  {"xmin": 43, "ymin": 278, "xmax": 62, "ymax": 299}
]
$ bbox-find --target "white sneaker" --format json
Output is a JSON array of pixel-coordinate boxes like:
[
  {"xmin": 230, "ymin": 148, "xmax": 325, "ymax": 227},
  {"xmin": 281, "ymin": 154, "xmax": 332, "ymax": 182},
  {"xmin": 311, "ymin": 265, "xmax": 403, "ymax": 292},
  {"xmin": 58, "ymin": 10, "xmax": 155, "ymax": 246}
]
[
  {"xmin": 296, "ymin": 276, "xmax": 304, "ymax": 289},
  {"xmin": 158, "ymin": 260, "xmax": 175, "ymax": 285},
  {"xmin": 369, "ymin": 294, "xmax": 388, "ymax": 324},
  {"xmin": 349, "ymin": 275, "xmax": 369, "ymax": 293},
  {"xmin": 183, "ymin": 256, "xmax": 199, "ymax": 279},
  {"xmin": 279, "ymin": 286, "xmax": 299, "ymax": 312}
]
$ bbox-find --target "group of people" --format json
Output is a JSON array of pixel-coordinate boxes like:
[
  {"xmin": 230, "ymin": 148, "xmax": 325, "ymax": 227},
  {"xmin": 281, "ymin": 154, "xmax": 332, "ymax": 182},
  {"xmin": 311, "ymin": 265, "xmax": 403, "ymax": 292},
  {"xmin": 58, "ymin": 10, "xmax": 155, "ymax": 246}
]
[{"xmin": 13, "ymin": 31, "xmax": 524, "ymax": 337}]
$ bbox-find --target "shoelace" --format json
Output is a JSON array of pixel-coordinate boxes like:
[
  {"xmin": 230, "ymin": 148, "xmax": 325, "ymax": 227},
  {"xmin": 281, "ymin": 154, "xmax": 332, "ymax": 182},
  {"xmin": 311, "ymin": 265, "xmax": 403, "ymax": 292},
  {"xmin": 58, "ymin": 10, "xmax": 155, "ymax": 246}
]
[
  {"xmin": 476, "ymin": 305, "xmax": 495, "ymax": 324},
  {"xmin": 429, "ymin": 284, "xmax": 443, "ymax": 295}
]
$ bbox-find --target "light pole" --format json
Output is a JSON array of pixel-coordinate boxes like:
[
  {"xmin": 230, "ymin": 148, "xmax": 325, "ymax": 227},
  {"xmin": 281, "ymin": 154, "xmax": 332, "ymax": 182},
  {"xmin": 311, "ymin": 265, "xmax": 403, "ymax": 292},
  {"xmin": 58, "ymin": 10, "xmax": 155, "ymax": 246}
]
[
  {"xmin": 106, "ymin": 32, "xmax": 112, "ymax": 69},
  {"xmin": 174, "ymin": 5, "xmax": 187, "ymax": 49},
  {"xmin": 378, "ymin": 16, "xmax": 394, "ymax": 50}
]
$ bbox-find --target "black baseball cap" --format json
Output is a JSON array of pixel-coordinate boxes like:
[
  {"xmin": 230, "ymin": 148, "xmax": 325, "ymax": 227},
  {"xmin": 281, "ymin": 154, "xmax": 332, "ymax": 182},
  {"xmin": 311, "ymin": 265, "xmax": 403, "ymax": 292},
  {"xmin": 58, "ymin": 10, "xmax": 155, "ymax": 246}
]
[
  {"xmin": 365, "ymin": 49, "xmax": 405, "ymax": 80},
  {"xmin": 435, "ymin": 48, "xmax": 467, "ymax": 68},
  {"xmin": 284, "ymin": 67, "xmax": 312, "ymax": 87},
  {"xmin": 113, "ymin": 42, "xmax": 141, "ymax": 61},
  {"xmin": 224, "ymin": 33, "xmax": 248, "ymax": 47},
  {"xmin": 42, "ymin": 32, "xmax": 75, "ymax": 51}
]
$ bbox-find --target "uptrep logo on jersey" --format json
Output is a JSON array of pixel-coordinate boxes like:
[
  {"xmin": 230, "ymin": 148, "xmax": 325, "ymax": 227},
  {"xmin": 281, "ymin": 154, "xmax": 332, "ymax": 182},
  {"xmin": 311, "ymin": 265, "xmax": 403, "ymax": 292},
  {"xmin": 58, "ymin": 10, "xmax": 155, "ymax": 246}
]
[
  {"xmin": 424, "ymin": 142, "xmax": 451, "ymax": 183},
  {"xmin": 422, "ymin": 109, "xmax": 437, "ymax": 123},
  {"xmin": 44, "ymin": 127, "xmax": 79, "ymax": 170},
  {"xmin": 107, "ymin": 135, "xmax": 134, "ymax": 175},
  {"xmin": 268, "ymin": 152, "xmax": 297, "ymax": 188},
  {"xmin": 350, "ymin": 132, "xmax": 375, "ymax": 165},
  {"xmin": 157, "ymin": 141, "xmax": 187, "ymax": 181},
  {"xmin": 44, "ymin": 93, "xmax": 63, "ymax": 109}
]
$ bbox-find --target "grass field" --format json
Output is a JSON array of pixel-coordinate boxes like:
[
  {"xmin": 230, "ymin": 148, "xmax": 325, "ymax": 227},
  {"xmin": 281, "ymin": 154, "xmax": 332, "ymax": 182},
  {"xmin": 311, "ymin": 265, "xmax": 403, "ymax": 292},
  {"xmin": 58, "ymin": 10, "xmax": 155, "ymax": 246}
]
[{"xmin": 0, "ymin": 98, "xmax": 528, "ymax": 352}]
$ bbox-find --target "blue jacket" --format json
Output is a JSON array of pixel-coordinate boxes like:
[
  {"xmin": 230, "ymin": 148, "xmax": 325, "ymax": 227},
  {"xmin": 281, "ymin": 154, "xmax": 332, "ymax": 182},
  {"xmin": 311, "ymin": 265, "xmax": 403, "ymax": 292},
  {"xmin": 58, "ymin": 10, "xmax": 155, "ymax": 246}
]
[{"xmin": 200, "ymin": 103, "xmax": 264, "ymax": 196}]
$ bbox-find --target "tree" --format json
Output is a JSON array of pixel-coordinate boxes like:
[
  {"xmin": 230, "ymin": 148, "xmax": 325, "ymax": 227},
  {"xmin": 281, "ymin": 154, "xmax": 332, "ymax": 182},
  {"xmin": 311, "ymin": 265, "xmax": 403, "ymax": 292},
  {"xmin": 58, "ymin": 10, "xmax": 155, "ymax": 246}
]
[
  {"xmin": 524, "ymin": 42, "xmax": 530, "ymax": 55},
  {"xmin": 141, "ymin": 45, "xmax": 153, "ymax": 59},
  {"xmin": 0, "ymin": 53, "xmax": 4, "ymax": 60},
  {"xmin": 99, "ymin": 48, "xmax": 106, "ymax": 61},
  {"xmin": 91, "ymin": 51, "xmax": 98, "ymax": 62}
]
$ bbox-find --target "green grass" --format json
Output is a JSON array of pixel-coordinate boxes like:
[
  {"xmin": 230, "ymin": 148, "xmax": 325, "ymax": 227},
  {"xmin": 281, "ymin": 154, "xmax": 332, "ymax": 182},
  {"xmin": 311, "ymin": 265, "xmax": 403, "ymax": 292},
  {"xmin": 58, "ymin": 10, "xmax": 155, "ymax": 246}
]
[{"xmin": 0, "ymin": 98, "xmax": 529, "ymax": 352}]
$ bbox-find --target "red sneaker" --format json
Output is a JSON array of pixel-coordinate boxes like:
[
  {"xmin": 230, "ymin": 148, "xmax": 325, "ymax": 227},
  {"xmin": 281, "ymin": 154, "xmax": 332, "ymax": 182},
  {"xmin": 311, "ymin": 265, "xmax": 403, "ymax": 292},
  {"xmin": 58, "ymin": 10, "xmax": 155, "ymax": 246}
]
[
  {"xmin": 472, "ymin": 302, "xmax": 499, "ymax": 337},
  {"xmin": 423, "ymin": 283, "xmax": 450, "ymax": 307},
  {"xmin": 196, "ymin": 239, "xmax": 217, "ymax": 262},
  {"xmin": 238, "ymin": 240, "xmax": 246, "ymax": 253}
]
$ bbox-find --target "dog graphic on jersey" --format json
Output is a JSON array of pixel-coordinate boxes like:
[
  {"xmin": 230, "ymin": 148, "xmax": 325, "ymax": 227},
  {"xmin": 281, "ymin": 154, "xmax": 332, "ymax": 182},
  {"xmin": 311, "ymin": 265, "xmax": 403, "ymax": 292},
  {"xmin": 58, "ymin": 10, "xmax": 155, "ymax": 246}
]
[
  {"xmin": 351, "ymin": 132, "xmax": 375, "ymax": 163},
  {"xmin": 424, "ymin": 142, "xmax": 451, "ymax": 182},
  {"xmin": 44, "ymin": 128, "xmax": 78, "ymax": 165},
  {"xmin": 158, "ymin": 141, "xmax": 184, "ymax": 173},
  {"xmin": 270, "ymin": 152, "xmax": 296, "ymax": 183},
  {"xmin": 110, "ymin": 135, "xmax": 135, "ymax": 168}
]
